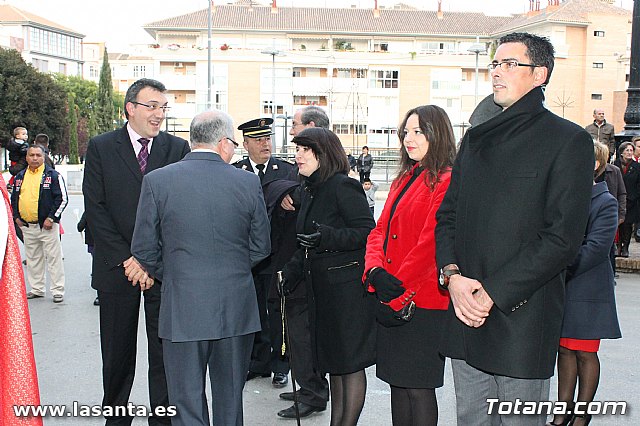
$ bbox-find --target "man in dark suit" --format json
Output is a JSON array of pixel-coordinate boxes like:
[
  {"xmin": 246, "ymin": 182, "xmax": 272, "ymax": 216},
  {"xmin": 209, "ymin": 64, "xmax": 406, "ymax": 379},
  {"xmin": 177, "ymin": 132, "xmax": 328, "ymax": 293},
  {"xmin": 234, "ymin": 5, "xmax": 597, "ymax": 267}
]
[
  {"xmin": 435, "ymin": 33, "xmax": 594, "ymax": 425},
  {"xmin": 83, "ymin": 78, "xmax": 190, "ymax": 426},
  {"xmin": 131, "ymin": 109, "xmax": 271, "ymax": 426},
  {"xmin": 233, "ymin": 117, "xmax": 294, "ymax": 388}
]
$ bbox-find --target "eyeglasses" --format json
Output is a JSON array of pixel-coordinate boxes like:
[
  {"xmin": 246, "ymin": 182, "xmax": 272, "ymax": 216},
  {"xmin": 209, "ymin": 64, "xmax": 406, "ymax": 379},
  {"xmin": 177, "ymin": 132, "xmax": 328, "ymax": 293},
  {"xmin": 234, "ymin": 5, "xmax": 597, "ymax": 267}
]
[
  {"xmin": 226, "ymin": 137, "xmax": 239, "ymax": 147},
  {"xmin": 487, "ymin": 60, "xmax": 538, "ymax": 72},
  {"xmin": 131, "ymin": 101, "xmax": 171, "ymax": 112}
]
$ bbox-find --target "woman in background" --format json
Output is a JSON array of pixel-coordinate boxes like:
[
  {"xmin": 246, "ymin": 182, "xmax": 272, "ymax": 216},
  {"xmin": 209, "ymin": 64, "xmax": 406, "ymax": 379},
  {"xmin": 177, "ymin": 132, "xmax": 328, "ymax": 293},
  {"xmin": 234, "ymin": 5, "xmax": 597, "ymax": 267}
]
[
  {"xmin": 364, "ymin": 105, "xmax": 456, "ymax": 425},
  {"xmin": 548, "ymin": 141, "xmax": 622, "ymax": 426}
]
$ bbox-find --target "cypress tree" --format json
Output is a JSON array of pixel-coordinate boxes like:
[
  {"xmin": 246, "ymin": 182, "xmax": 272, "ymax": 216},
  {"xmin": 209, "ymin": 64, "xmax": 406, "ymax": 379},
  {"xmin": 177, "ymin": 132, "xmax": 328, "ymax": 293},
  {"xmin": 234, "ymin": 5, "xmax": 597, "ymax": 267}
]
[{"xmin": 96, "ymin": 46, "xmax": 115, "ymax": 133}]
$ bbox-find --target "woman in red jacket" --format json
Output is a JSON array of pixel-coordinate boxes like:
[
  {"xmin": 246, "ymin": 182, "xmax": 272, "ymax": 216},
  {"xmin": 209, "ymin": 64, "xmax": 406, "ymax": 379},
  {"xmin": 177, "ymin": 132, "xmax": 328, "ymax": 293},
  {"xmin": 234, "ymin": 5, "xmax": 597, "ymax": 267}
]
[{"xmin": 364, "ymin": 105, "xmax": 456, "ymax": 425}]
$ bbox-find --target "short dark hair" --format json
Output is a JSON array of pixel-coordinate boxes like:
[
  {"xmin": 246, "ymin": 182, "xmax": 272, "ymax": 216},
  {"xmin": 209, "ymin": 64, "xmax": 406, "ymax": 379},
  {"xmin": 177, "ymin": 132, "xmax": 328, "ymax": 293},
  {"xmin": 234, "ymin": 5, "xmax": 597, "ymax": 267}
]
[
  {"xmin": 292, "ymin": 128, "xmax": 350, "ymax": 184},
  {"xmin": 300, "ymin": 106, "xmax": 330, "ymax": 129},
  {"xmin": 124, "ymin": 78, "xmax": 167, "ymax": 119},
  {"xmin": 498, "ymin": 32, "xmax": 555, "ymax": 85},
  {"xmin": 397, "ymin": 105, "xmax": 456, "ymax": 190},
  {"xmin": 34, "ymin": 133, "xmax": 49, "ymax": 146},
  {"xmin": 363, "ymin": 178, "xmax": 372, "ymax": 184},
  {"xmin": 362, "ymin": 146, "xmax": 369, "ymax": 151}
]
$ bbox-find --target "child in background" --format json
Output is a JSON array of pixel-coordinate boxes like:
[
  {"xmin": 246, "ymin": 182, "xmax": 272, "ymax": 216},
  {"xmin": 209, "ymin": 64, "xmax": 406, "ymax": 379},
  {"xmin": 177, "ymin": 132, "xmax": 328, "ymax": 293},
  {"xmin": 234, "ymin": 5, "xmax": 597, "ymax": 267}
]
[{"xmin": 363, "ymin": 178, "xmax": 378, "ymax": 217}]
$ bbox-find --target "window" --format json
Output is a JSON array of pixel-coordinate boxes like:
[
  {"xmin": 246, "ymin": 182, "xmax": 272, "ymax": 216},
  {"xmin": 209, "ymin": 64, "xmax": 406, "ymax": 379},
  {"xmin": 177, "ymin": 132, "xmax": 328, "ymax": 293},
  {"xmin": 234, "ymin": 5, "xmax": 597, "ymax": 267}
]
[
  {"xmin": 420, "ymin": 41, "xmax": 456, "ymax": 54},
  {"xmin": 351, "ymin": 124, "xmax": 367, "ymax": 134},
  {"xmin": 89, "ymin": 65, "xmax": 98, "ymax": 78},
  {"xmin": 373, "ymin": 42, "xmax": 388, "ymax": 52},
  {"xmin": 333, "ymin": 124, "xmax": 350, "ymax": 134},
  {"xmin": 370, "ymin": 70, "xmax": 399, "ymax": 89},
  {"xmin": 292, "ymin": 68, "xmax": 302, "ymax": 77},
  {"xmin": 591, "ymin": 94, "xmax": 603, "ymax": 100},
  {"xmin": 59, "ymin": 63, "xmax": 67, "ymax": 74},
  {"xmin": 594, "ymin": 31, "xmax": 605, "ymax": 37},
  {"xmin": 32, "ymin": 58, "xmax": 48, "ymax": 72},
  {"xmin": 356, "ymin": 69, "xmax": 367, "ymax": 79},
  {"xmin": 335, "ymin": 69, "xmax": 351, "ymax": 78},
  {"xmin": 133, "ymin": 65, "xmax": 147, "ymax": 78},
  {"xmin": 262, "ymin": 101, "xmax": 284, "ymax": 115},
  {"xmin": 593, "ymin": 63, "xmax": 604, "ymax": 69}
]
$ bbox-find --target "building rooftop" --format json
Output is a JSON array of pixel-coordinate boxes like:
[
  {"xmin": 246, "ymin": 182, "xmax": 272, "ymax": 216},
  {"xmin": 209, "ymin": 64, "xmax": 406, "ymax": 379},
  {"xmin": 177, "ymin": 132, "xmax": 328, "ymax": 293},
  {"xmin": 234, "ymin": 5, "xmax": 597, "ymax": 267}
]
[
  {"xmin": 143, "ymin": 4, "xmax": 517, "ymax": 39},
  {"xmin": 0, "ymin": 4, "xmax": 84, "ymax": 37},
  {"xmin": 493, "ymin": 0, "xmax": 631, "ymax": 34},
  {"xmin": 144, "ymin": 0, "xmax": 631, "ymax": 40}
]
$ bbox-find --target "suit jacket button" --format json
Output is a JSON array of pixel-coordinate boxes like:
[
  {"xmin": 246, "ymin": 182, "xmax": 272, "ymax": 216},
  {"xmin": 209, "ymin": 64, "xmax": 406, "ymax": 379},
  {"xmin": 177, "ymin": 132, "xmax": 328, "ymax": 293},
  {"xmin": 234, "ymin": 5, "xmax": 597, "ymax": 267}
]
[
  {"xmin": 392, "ymin": 234, "xmax": 397, "ymax": 239},
  {"xmin": 387, "ymin": 259, "xmax": 392, "ymax": 264},
  {"xmin": 512, "ymin": 307, "xmax": 516, "ymax": 312},
  {"xmin": 401, "ymin": 301, "xmax": 406, "ymax": 305}
]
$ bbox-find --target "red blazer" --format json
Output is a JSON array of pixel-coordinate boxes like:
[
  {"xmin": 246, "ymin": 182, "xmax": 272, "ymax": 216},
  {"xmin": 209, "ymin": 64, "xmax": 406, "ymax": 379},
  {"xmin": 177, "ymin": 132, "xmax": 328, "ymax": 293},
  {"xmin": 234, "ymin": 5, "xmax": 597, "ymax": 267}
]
[{"xmin": 365, "ymin": 166, "xmax": 451, "ymax": 311}]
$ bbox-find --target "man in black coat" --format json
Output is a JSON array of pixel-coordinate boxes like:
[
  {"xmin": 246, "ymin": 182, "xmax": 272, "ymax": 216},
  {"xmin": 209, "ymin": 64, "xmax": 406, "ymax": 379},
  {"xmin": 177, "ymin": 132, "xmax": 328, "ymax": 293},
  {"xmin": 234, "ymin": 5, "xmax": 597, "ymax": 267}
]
[
  {"xmin": 233, "ymin": 118, "xmax": 294, "ymax": 388},
  {"xmin": 435, "ymin": 33, "xmax": 594, "ymax": 425},
  {"xmin": 83, "ymin": 78, "xmax": 190, "ymax": 426}
]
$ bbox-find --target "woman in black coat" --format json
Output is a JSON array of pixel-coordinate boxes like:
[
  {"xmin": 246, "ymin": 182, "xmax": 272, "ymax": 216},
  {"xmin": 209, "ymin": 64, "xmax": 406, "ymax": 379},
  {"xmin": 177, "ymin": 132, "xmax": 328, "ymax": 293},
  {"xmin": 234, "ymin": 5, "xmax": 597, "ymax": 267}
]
[
  {"xmin": 549, "ymin": 142, "xmax": 622, "ymax": 426},
  {"xmin": 613, "ymin": 141, "xmax": 640, "ymax": 257},
  {"xmin": 282, "ymin": 127, "xmax": 376, "ymax": 426}
]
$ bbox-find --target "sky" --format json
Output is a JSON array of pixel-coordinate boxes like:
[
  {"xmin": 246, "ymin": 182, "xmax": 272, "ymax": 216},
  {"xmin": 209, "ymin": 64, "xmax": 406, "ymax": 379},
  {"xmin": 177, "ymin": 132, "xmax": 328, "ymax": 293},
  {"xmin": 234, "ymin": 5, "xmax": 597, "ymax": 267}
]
[{"xmin": 9, "ymin": 0, "xmax": 635, "ymax": 51}]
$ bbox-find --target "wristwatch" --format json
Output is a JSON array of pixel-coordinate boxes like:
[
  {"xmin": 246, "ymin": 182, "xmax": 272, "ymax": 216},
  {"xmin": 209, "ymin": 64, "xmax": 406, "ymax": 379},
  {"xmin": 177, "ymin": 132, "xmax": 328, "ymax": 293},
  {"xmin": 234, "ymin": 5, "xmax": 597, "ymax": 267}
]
[{"xmin": 439, "ymin": 266, "xmax": 461, "ymax": 290}]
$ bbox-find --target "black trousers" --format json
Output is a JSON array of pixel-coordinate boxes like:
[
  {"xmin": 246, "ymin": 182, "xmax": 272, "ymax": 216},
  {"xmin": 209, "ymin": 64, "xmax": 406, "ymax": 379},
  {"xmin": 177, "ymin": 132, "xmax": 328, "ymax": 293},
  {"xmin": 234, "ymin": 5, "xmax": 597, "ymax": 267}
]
[
  {"xmin": 285, "ymin": 299, "xmax": 329, "ymax": 408},
  {"xmin": 250, "ymin": 273, "xmax": 289, "ymax": 375},
  {"xmin": 359, "ymin": 170, "xmax": 371, "ymax": 183},
  {"xmin": 98, "ymin": 286, "xmax": 170, "ymax": 426}
]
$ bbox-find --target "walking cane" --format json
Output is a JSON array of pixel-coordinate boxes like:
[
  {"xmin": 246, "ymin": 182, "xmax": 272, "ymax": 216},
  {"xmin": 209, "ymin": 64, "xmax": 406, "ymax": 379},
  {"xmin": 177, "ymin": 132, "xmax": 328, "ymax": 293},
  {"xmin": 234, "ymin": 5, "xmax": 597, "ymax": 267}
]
[{"xmin": 277, "ymin": 270, "xmax": 302, "ymax": 426}]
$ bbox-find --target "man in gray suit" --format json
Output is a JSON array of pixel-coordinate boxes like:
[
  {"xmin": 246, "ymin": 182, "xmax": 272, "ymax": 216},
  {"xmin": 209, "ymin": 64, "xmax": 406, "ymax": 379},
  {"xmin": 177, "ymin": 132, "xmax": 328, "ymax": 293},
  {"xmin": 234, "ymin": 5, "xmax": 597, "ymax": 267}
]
[{"xmin": 131, "ymin": 109, "xmax": 271, "ymax": 426}]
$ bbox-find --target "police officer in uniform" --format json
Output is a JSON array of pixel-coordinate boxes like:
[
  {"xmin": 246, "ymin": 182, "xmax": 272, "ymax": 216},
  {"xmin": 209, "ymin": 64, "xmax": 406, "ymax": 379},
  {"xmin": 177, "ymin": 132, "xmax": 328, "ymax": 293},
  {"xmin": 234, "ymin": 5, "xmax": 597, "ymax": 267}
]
[{"xmin": 234, "ymin": 118, "xmax": 294, "ymax": 388}]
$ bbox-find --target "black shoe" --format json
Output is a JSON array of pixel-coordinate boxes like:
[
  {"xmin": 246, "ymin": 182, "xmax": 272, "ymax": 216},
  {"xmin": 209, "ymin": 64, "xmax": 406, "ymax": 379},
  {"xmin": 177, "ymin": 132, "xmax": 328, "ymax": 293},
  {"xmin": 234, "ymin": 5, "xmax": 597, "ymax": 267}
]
[
  {"xmin": 93, "ymin": 297, "xmax": 100, "ymax": 306},
  {"xmin": 279, "ymin": 392, "xmax": 294, "ymax": 401},
  {"xmin": 272, "ymin": 372, "xmax": 288, "ymax": 388},
  {"xmin": 621, "ymin": 248, "xmax": 629, "ymax": 258},
  {"xmin": 246, "ymin": 371, "xmax": 270, "ymax": 381},
  {"xmin": 277, "ymin": 402, "xmax": 325, "ymax": 419}
]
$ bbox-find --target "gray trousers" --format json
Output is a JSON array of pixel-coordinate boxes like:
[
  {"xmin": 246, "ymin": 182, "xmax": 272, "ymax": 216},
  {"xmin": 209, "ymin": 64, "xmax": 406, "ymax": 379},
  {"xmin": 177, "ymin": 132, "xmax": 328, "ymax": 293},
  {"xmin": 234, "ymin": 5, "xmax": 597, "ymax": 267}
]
[
  {"xmin": 163, "ymin": 333, "xmax": 253, "ymax": 426},
  {"xmin": 451, "ymin": 359, "xmax": 550, "ymax": 426}
]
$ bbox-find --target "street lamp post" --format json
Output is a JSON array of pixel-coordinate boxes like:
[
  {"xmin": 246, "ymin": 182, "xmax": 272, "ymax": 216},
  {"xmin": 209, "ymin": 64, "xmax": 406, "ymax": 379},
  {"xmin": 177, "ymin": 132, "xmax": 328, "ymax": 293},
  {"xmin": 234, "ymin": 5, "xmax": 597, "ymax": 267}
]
[
  {"xmin": 616, "ymin": 0, "xmax": 640, "ymax": 149},
  {"xmin": 261, "ymin": 48, "xmax": 284, "ymax": 152},
  {"xmin": 207, "ymin": 0, "xmax": 212, "ymax": 109},
  {"xmin": 467, "ymin": 36, "xmax": 487, "ymax": 107}
]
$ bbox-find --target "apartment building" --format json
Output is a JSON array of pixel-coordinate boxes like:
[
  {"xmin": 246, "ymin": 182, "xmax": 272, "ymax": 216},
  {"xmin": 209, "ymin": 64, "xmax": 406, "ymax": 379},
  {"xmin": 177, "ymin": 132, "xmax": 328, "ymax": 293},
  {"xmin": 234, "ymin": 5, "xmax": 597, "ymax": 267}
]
[
  {"xmin": 110, "ymin": 0, "xmax": 627, "ymax": 149},
  {"xmin": 0, "ymin": 4, "xmax": 84, "ymax": 76}
]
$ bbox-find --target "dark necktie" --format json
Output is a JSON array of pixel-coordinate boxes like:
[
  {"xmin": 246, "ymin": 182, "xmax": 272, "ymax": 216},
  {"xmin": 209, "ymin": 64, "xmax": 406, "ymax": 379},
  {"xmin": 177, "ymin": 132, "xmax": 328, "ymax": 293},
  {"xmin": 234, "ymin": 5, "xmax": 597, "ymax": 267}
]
[
  {"xmin": 255, "ymin": 163, "xmax": 266, "ymax": 182},
  {"xmin": 137, "ymin": 138, "xmax": 150, "ymax": 174}
]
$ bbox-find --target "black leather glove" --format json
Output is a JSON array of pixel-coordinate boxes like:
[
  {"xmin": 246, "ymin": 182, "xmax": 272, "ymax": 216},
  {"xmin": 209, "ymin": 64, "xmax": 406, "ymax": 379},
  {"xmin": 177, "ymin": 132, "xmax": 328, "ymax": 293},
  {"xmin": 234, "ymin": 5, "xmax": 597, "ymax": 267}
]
[
  {"xmin": 376, "ymin": 301, "xmax": 415, "ymax": 328},
  {"xmin": 297, "ymin": 221, "xmax": 322, "ymax": 248},
  {"xmin": 367, "ymin": 268, "xmax": 404, "ymax": 302},
  {"xmin": 277, "ymin": 278, "xmax": 297, "ymax": 297}
]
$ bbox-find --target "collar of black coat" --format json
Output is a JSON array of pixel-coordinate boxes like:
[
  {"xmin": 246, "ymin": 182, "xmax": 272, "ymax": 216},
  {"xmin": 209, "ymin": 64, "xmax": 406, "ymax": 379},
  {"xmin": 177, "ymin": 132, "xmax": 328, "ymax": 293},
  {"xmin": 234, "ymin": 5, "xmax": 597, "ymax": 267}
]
[{"xmin": 467, "ymin": 86, "xmax": 546, "ymax": 144}]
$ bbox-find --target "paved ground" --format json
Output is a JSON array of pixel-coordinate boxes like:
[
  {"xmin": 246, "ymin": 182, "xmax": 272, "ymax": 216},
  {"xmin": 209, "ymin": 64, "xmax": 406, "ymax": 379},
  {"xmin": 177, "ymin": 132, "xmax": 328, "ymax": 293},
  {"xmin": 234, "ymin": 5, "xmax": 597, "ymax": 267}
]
[{"xmin": 25, "ymin": 194, "xmax": 640, "ymax": 425}]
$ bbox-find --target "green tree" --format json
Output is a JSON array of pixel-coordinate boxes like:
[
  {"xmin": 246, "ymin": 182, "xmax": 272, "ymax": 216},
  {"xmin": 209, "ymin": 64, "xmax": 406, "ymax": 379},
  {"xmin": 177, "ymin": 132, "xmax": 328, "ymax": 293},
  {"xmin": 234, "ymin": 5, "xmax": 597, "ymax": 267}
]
[
  {"xmin": 96, "ymin": 47, "xmax": 115, "ymax": 133},
  {"xmin": 52, "ymin": 73, "xmax": 98, "ymax": 159},
  {"xmin": 0, "ymin": 48, "xmax": 67, "ymax": 152},
  {"xmin": 67, "ymin": 93, "xmax": 79, "ymax": 164}
]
